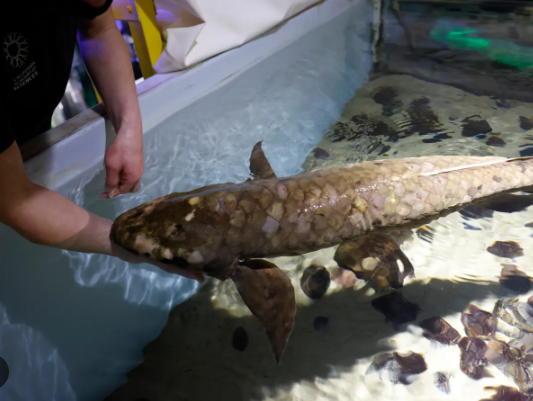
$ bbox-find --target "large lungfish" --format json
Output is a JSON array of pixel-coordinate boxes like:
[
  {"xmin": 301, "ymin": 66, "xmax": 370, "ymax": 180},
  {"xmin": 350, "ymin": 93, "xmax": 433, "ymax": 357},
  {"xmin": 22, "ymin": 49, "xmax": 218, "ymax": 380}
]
[{"xmin": 111, "ymin": 141, "xmax": 533, "ymax": 363}]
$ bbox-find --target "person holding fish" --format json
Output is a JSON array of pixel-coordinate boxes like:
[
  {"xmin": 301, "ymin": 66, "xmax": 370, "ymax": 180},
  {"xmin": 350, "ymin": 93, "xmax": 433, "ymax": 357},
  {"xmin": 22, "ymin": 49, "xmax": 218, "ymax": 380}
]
[{"xmin": 0, "ymin": 0, "xmax": 204, "ymax": 282}]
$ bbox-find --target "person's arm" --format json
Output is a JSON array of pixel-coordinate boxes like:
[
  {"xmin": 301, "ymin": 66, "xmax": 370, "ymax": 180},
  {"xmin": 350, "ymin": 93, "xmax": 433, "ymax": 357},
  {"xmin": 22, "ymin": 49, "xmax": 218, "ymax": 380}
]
[
  {"xmin": 0, "ymin": 141, "xmax": 203, "ymax": 282},
  {"xmin": 77, "ymin": 7, "xmax": 144, "ymax": 198}
]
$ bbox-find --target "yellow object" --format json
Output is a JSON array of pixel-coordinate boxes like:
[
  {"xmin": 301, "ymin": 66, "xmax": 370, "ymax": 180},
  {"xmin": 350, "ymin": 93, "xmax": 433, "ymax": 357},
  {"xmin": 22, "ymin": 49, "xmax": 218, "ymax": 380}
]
[
  {"xmin": 94, "ymin": 87, "xmax": 103, "ymax": 103},
  {"xmin": 129, "ymin": 0, "xmax": 163, "ymax": 79},
  {"xmin": 95, "ymin": 0, "xmax": 163, "ymax": 103},
  {"xmin": 112, "ymin": 0, "xmax": 163, "ymax": 79}
]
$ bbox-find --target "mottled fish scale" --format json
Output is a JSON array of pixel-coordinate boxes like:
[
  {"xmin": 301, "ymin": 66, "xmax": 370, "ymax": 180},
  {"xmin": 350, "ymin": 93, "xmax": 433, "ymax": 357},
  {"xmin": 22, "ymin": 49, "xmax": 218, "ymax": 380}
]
[
  {"xmin": 110, "ymin": 146, "xmax": 533, "ymax": 365},
  {"xmin": 193, "ymin": 156, "xmax": 533, "ymax": 259},
  {"xmin": 111, "ymin": 155, "xmax": 533, "ymax": 270}
]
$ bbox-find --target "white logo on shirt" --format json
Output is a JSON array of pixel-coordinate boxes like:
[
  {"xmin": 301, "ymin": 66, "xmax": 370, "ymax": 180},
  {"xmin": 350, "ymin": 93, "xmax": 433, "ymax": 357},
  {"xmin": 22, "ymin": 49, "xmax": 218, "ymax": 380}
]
[
  {"xmin": 3, "ymin": 32, "xmax": 28, "ymax": 69},
  {"xmin": 3, "ymin": 31, "xmax": 38, "ymax": 91}
]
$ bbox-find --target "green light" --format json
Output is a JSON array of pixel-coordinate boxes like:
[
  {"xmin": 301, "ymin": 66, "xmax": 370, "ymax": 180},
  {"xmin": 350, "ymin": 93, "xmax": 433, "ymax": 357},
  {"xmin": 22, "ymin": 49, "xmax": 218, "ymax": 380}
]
[
  {"xmin": 430, "ymin": 20, "xmax": 533, "ymax": 70},
  {"xmin": 445, "ymin": 29, "xmax": 490, "ymax": 49}
]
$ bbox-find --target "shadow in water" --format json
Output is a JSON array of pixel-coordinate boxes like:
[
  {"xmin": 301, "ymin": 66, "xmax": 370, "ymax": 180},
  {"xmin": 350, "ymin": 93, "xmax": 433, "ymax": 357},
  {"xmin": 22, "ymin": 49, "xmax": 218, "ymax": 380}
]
[{"xmin": 105, "ymin": 273, "xmax": 509, "ymax": 401}]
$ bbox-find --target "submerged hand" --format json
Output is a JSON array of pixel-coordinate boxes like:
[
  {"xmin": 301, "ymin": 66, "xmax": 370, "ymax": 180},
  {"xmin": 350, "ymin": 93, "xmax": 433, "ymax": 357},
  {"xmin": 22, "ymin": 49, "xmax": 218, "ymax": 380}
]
[
  {"xmin": 152, "ymin": 260, "xmax": 206, "ymax": 283},
  {"xmin": 111, "ymin": 242, "xmax": 205, "ymax": 283},
  {"xmin": 101, "ymin": 128, "xmax": 145, "ymax": 198}
]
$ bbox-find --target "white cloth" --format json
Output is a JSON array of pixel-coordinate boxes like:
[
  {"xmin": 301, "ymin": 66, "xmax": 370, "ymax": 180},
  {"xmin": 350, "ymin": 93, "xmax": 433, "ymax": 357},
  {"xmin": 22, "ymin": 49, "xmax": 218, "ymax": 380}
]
[{"xmin": 153, "ymin": 0, "xmax": 322, "ymax": 72}]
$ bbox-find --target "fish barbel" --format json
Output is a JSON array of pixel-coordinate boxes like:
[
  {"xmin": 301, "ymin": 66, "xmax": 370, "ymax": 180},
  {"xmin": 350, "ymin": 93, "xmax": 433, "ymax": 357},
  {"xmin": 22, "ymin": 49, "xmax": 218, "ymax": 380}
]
[{"xmin": 111, "ymin": 142, "xmax": 533, "ymax": 363}]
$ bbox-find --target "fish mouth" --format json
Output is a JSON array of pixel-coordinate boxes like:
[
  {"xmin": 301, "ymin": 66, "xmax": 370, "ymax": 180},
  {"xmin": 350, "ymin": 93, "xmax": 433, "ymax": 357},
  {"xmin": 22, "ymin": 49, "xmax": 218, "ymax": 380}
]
[
  {"xmin": 109, "ymin": 222, "xmax": 140, "ymax": 257},
  {"xmin": 109, "ymin": 205, "xmax": 150, "ymax": 254}
]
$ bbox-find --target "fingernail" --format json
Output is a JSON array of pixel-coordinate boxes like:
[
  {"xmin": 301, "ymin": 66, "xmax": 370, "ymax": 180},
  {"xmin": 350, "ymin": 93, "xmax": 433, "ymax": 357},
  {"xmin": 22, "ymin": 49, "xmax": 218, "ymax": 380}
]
[{"xmin": 108, "ymin": 188, "xmax": 120, "ymax": 198}]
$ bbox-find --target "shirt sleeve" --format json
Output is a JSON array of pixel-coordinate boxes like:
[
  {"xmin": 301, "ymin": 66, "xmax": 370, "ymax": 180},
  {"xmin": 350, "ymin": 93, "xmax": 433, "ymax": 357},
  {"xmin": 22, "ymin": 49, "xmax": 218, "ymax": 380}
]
[{"xmin": 0, "ymin": 108, "xmax": 15, "ymax": 155}]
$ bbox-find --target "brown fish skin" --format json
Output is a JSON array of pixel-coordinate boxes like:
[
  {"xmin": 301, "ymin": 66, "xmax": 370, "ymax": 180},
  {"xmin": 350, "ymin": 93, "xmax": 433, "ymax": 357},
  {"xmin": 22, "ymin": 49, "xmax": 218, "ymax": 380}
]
[
  {"xmin": 232, "ymin": 259, "xmax": 295, "ymax": 364},
  {"xmin": 111, "ymin": 151, "xmax": 533, "ymax": 274},
  {"xmin": 334, "ymin": 234, "xmax": 414, "ymax": 290},
  {"xmin": 110, "ymin": 142, "xmax": 533, "ymax": 363}
]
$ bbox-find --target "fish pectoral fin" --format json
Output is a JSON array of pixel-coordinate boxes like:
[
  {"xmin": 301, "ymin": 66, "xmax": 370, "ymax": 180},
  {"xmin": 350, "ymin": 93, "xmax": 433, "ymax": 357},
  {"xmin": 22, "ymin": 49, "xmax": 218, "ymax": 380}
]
[
  {"xmin": 394, "ymin": 247, "xmax": 415, "ymax": 282},
  {"xmin": 249, "ymin": 141, "xmax": 278, "ymax": 180},
  {"xmin": 231, "ymin": 259, "xmax": 295, "ymax": 364},
  {"xmin": 334, "ymin": 234, "xmax": 415, "ymax": 289}
]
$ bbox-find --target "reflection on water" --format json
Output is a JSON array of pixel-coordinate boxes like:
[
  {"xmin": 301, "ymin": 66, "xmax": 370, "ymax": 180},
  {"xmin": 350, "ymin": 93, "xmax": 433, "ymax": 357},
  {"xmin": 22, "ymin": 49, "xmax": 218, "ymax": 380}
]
[
  {"xmin": 0, "ymin": 3, "xmax": 372, "ymax": 401},
  {"xmin": 61, "ymin": 249, "xmax": 200, "ymax": 311},
  {"xmin": 0, "ymin": 305, "xmax": 75, "ymax": 401}
]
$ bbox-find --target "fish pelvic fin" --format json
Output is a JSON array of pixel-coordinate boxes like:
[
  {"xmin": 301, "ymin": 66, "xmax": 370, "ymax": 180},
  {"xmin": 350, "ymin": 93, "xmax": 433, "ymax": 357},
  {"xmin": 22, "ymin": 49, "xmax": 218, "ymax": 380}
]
[
  {"xmin": 249, "ymin": 141, "xmax": 278, "ymax": 180},
  {"xmin": 231, "ymin": 259, "xmax": 295, "ymax": 364}
]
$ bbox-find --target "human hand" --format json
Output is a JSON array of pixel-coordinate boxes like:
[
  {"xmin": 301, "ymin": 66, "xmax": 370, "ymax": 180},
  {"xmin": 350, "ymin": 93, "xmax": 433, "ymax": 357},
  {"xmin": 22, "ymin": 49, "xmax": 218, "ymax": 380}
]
[
  {"xmin": 110, "ymin": 241, "xmax": 205, "ymax": 283},
  {"xmin": 101, "ymin": 127, "xmax": 145, "ymax": 198}
]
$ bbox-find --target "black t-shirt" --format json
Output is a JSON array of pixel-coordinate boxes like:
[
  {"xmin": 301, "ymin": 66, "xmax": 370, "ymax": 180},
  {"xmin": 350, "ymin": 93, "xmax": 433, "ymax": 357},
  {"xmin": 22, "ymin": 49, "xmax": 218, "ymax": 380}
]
[{"xmin": 0, "ymin": 0, "xmax": 113, "ymax": 155}]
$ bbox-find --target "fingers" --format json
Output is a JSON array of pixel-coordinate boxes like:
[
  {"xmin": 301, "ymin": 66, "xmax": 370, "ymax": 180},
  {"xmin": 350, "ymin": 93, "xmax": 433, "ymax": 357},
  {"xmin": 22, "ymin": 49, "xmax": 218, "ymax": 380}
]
[
  {"xmin": 102, "ymin": 158, "xmax": 120, "ymax": 197},
  {"xmin": 118, "ymin": 179, "xmax": 141, "ymax": 195},
  {"xmin": 101, "ymin": 131, "xmax": 145, "ymax": 198},
  {"xmin": 155, "ymin": 262, "xmax": 205, "ymax": 283},
  {"xmin": 100, "ymin": 174, "xmax": 142, "ymax": 198},
  {"xmin": 132, "ymin": 180, "xmax": 142, "ymax": 193},
  {"xmin": 185, "ymin": 271, "xmax": 206, "ymax": 283},
  {"xmin": 99, "ymin": 187, "xmax": 120, "ymax": 198},
  {"xmin": 171, "ymin": 268, "xmax": 205, "ymax": 283}
]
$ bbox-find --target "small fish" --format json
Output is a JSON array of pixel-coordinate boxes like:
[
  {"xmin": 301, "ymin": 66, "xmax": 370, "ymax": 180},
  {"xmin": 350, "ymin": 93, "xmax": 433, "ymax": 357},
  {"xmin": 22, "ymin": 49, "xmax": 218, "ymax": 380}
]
[{"xmin": 111, "ymin": 141, "xmax": 533, "ymax": 364}]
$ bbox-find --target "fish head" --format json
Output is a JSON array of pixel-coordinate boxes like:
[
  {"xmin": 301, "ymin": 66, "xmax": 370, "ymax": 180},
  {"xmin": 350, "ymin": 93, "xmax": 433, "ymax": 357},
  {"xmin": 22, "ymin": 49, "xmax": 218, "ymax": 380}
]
[{"xmin": 110, "ymin": 193, "xmax": 233, "ymax": 275}]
